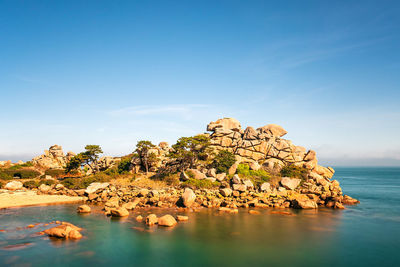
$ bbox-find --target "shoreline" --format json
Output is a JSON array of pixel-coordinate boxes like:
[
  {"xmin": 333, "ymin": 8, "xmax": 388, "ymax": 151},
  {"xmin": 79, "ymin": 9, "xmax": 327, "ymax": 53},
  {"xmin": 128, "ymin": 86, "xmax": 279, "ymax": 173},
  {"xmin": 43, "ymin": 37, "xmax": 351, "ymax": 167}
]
[{"xmin": 0, "ymin": 190, "xmax": 85, "ymax": 210}]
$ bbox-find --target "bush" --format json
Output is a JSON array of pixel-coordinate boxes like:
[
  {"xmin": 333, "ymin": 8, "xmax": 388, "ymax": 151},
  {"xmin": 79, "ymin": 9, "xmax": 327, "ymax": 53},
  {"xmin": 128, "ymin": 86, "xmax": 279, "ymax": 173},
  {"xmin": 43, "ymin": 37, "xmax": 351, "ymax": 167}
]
[
  {"xmin": 280, "ymin": 165, "xmax": 308, "ymax": 180},
  {"xmin": 182, "ymin": 178, "xmax": 220, "ymax": 189},
  {"xmin": 0, "ymin": 181, "xmax": 3, "ymax": 188},
  {"xmin": 117, "ymin": 157, "xmax": 131, "ymax": 174},
  {"xmin": 23, "ymin": 180, "xmax": 40, "ymax": 189},
  {"xmin": 61, "ymin": 173, "xmax": 113, "ymax": 189},
  {"xmin": 0, "ymin": 171, "xmax": 13, "ymax": 180},
  {"xmin": 45, "ymin": 169, "xmax": 66, "ymax": 178},
  {"xmin": 213, "ymin": 150, "xmax": 236, "ymax": 174},
  {"xmin": 236, "ymin": 163, "xmax": 271, "ymax": 186},
  {"xmin": 40, "ymin": 179, "xmax": 56, "ymax": 186},
  {"xmin": 0, "ymin": 168, "xmax": 41, "ymax": 179}
]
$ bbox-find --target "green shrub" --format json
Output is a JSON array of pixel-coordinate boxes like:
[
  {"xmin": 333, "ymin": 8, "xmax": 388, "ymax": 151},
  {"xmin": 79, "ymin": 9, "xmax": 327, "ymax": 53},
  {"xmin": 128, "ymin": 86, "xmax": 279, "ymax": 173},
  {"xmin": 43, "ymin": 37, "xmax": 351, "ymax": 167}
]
[
  {"xmin": 61, "ymin": 173, "xmax": 112, "ymax": 189},
  {"xmin": 23, "ymin": 180, "xmax": 40, "ymax": 189},
  {"xmin": 0, "ymin": 168, "xmax": 41, "ymax": 179},
  {"xmin": 186, "ymin": 170, "xmax": 195, "ymax": 179},
  {"xmin": 40, "ymin": 179, "xmax": 56, "ymax": 186},
  {"xmin": 182, "ymin": 178, "xmax": 220, "ymax": 189},
  {"xmin": 280, "ymin": 165, "xmax": 308, "ymax": 180},
  {"xmin": 213, "ymin": 150, "xmax": 236, "ymax": 174},
  {"xmin": 117, "ymin": 157, "xmax": 132, "ymax": 174},
  {"xmin": 236, "ymin": 163, "xmax": 271, "ymax": 186},
  {"xmin": 0, "ymin": 181, "xmax": 3, "ymax": 188},
  {"xmin": 45, "ymin": 169, "xmax": 66, "ymax": 178},
  {"xmin": 0, "ymin": 171, "xmax": 13, "ymax": 180}
]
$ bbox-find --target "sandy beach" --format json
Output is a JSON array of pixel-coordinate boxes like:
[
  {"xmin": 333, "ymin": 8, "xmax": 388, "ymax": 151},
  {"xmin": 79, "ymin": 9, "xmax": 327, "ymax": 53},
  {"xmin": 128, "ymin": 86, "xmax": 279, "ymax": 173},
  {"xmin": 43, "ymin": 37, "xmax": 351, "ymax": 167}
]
[{"xmin": 0, "ymin": 190, "xmax": 85, "ymax": 209}]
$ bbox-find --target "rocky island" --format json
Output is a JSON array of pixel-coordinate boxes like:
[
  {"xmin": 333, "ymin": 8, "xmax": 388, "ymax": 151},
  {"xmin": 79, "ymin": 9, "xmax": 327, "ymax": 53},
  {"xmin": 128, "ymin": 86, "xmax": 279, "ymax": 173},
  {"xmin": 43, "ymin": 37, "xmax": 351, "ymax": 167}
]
[{"xmin": 0, "ymin": 118, "xmax": 359, "ymax": 217}]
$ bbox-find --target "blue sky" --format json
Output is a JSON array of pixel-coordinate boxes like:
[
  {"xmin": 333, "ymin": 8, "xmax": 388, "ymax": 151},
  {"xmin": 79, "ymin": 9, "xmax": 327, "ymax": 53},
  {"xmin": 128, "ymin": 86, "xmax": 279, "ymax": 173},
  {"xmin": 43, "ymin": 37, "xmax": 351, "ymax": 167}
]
[{"xmin": 1, "ymin": 0, "xmax": 399, "ymax": 166}]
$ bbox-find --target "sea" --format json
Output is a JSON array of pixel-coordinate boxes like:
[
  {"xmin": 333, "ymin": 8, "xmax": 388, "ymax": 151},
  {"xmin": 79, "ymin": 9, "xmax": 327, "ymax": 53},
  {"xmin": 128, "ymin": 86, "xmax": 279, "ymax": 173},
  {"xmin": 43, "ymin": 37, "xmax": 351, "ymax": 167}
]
[{"xmin": 0, "ymin": 167, "xmax": 399, "ymax": 267}]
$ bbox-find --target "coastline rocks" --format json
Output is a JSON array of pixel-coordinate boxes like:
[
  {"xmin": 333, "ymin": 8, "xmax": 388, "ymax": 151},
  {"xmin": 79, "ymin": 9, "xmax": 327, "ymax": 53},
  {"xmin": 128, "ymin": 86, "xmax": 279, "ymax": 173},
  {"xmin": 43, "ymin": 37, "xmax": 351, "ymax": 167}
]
[
  {"xmin": 5, "ymin": 181, "xmax": 23, "ymax": 191},
  {"xmin": 280, "ymin": 177, "xmax": 301, "ymax": 190},
  {"xmin": 44, "ymin": 222, "xmax": 83, "ymax": 239},
  {"xmin": 158, "ymin": 215, "xmax": 177, "ymax": 227},
  {"xmin": 220, "ymin": 188, "xmax": 232, "ymax": 197},
  {"xmin": 290, "ymin": 194, "xmax": 318, "ymax": 209},
  {"xmin": 77, "ymin": 205, "xmax": 91, "ymax": 213},
  {"xmin": 181, "ymin": 188, "xmax": 196, "ymax": 207},
  {"xmin": 146, "ymin": 214, "xmax": 158, "ymax": 226},
  {"xmin": 110, "ymin": 207, "xmax": 129, "ymax": 217},
  {"xmin": 39, "ymin": 184, "xmax": 51, "ymax": 193},
  {"xmin": 85, "ymin": 182, "xmax": 109, "ymax": 194}
]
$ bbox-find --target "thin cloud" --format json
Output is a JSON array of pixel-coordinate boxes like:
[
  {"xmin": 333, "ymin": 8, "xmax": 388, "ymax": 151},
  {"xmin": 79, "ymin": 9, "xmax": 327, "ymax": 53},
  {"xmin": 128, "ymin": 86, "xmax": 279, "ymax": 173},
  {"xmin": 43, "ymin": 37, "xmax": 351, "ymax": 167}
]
[{"xmin": 108, "ymin": 104, "xmax": 210, "ymax": 117}]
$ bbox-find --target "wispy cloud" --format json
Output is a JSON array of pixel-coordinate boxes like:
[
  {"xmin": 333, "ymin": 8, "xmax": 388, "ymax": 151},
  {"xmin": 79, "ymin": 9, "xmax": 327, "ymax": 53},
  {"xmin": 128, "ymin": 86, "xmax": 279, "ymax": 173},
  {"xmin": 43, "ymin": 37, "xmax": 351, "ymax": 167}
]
[{"xmin": 108, "ymin": 104, "xmax": 210, "ymax": 119}]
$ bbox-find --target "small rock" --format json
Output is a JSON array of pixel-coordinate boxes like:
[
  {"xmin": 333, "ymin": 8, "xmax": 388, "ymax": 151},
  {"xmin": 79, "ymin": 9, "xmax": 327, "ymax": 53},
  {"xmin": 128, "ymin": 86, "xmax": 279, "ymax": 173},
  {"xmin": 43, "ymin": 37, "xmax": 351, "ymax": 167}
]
[
  {"xmin": 280, "ymin": 177, "xmax": 301, "ymax": 190},
  {"xmin": 146, "ymin": 214, "xmax": 158, "ymax": 226},
  {"xmin": 158, "ymin": 215, "xmax": 177, "ymax": 227},
  {"xmin": 110, "ymin": 207, "xmax": 129, "ymax": 217},
  {"xmin": 207, "ymin": 168, "xmax": 217, "ymax": 177},
  {"xmin": 216, "ymin": 173, "xmax": 226, "ymax": 182},
  {"xmin": 77, "ymin": 205, "xmax": 91, "ymax": 213},
  {"xmin": 249, "ymin": 210, "xmax": 260, "ymax": 215},
  {"xmin": 220, "ymin": 188, "xmax": 233, "ymax": 197},
  {"xmin": 176, "ymin": 215, "xmax": 189, "ymax": 221},
  {"xmin": 136, "ymin": 215, "xmax": 143, "ymax": 222},
  {"xmin": 232, "ymin": 174, "xmax": 241, "ymax": 184}
]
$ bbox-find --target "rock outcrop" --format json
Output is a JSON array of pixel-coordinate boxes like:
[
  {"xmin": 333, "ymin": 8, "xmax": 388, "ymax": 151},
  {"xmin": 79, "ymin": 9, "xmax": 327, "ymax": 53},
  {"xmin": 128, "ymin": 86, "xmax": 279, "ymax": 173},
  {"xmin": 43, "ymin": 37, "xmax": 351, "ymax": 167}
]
[
  {"xmin": 206, "ymin": 118, "xmax": 334, "ymax": 179},
  {"xmin": 31, "ymin": 145, "xmax": 72, "ymax": 169}
]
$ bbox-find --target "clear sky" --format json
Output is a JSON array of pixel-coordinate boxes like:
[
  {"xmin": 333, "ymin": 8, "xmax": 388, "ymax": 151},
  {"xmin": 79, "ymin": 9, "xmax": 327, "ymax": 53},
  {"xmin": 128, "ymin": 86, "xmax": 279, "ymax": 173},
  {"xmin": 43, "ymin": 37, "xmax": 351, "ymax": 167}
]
[{"xmin": 1, "ymin": 0, "xmax": 399, "ymax": 166}]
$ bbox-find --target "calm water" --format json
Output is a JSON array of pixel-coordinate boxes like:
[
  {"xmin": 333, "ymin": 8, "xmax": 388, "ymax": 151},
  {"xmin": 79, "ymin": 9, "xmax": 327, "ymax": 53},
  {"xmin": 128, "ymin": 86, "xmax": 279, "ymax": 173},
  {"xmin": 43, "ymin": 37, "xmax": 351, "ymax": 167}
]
[{"xmin": 0, "ymin": 167, "xmax": 399, "ymax": 267}]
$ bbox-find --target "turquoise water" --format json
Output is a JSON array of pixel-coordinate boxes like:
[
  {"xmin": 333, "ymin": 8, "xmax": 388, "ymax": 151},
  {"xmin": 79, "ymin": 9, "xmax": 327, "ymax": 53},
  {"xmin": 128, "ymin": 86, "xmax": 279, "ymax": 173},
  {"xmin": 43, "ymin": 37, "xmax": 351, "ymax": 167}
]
[{"xmin": 1, "ymin": 167, "xmax": 399, "ymax": 267}]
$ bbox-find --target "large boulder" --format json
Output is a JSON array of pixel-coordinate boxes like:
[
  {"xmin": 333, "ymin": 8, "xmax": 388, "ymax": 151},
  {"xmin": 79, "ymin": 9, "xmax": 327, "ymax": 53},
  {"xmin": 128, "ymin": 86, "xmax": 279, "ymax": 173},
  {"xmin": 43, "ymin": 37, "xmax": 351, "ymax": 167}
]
[
  {"xmin": 187, "ymin": 169, "xmax": 206, "ymax": 180},
  {"xmin": 39, "ymin": 184, "xmax": 51, "ymax": 193},
  {"xmin": 146, "ymin": 214, "xmax": 158, "ymax": 226},
  {"xmin": 207, "ymin": 118, "xmax": 241, "ymax": 132},
  {"xmin": 85, "ymin": 182, "xmax": 109, "ymax": 194},
  {"xmin": 110, "ymin": 207, "xmax": 129, "ymax": 217},
  {"xmin": 181, "ymin": 188, "xmax": 196, "ymax": 207},
  {"xmin": 280, "ymin": 177, "xmax": 301, "ymax": 190},
  {"xmin": 44, "ymin": 222, "xmax": 82, "ymax": 239},
  {"xmin": 220, "ymin": 188, "xmax": 232, "ymax": 197},
  {"xmin": 5, "ymin": 181, "xmax": 23, "ymax": 191},
  {"xmin": 291, "ymin": 194, "xmax": 318, "ymax": 209},
  {"xmin": 158, "ymin": 215, "xmax": 177, "ymax": 227},
  {"xmin": 257, "ymin": 124, "xmax": 287, "ymax": 137}
]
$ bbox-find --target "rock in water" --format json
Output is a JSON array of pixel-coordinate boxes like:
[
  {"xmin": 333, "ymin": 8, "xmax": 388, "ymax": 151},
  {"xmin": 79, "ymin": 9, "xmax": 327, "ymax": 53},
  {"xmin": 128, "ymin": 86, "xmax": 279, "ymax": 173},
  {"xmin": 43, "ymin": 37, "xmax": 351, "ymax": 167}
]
[
  {"xmin": 182, "ymin": 188, "xmax": 196, "ymax": 207},
  {"xmin": 176, "ymin": 215, "xmax": 189, "ymax": 221},
  {"xmin": 110, "ymin": 207, "xmax": 129, "ymax": 217},
  {"xmin": 5, "ymin": 181, "xmax": 23, "ymax": 191},
  {"xmin": 77, "ymin": 205, "xmax": 91, "ymax": 213},
  {"xmin": 280, "ymin": 177, "xmax": 301, "ymax": 190},
  {"xmin": 146, "ymin": 214, "xmax": 158, "ymax": 226},
  {"xmin": 291, "ymin": 194, "xmax": 318, "ymax": 209},
  {"xmin": 44, "ymin": 222, "xmax": 83, "ymax": 239},
  {"xmin": 158, "ymin": 215, "xmax": 177, "ymax": 227}
]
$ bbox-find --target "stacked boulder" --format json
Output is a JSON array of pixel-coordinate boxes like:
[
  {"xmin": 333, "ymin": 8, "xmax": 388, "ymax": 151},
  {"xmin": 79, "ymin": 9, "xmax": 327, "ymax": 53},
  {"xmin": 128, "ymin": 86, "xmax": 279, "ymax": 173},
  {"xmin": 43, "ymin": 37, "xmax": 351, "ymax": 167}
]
[
  {"xmin": 31, "ymin": 145, "xmax": 75, "ymax": 169},
  {"xmin": 206, "ymin": 118, "xmax": 334, "ymax": 178}
]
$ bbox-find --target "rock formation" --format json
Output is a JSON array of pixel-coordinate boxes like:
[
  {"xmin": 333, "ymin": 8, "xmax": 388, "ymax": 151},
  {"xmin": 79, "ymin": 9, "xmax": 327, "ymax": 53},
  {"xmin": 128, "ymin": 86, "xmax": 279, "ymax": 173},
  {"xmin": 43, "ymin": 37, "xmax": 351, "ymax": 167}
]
[
  {"xmin": 206, "ymin": 118, "xmax": 334, "ymax": 179},
  {"xmin": 31, "ymin": 145, "xmax": 74, "ymax": 169}
]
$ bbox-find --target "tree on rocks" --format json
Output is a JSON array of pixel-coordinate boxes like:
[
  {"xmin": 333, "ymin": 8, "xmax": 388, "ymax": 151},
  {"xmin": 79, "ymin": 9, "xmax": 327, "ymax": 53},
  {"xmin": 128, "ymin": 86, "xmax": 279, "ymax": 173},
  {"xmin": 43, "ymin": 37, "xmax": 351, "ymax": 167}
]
[
  {"xmin": 135, "ymin": 140, "xmax": 157, "ymax": 175},
  {"xmin": 213, "ymin": 150, "xmax": 236, "ymax": 174},
  {"xmin": 169, "ymin": 135, "xmax": 211, "ymax": 171},
  {"xmin": 65, "ymin": 145, "xmax": 103, "ymax": 174}
]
